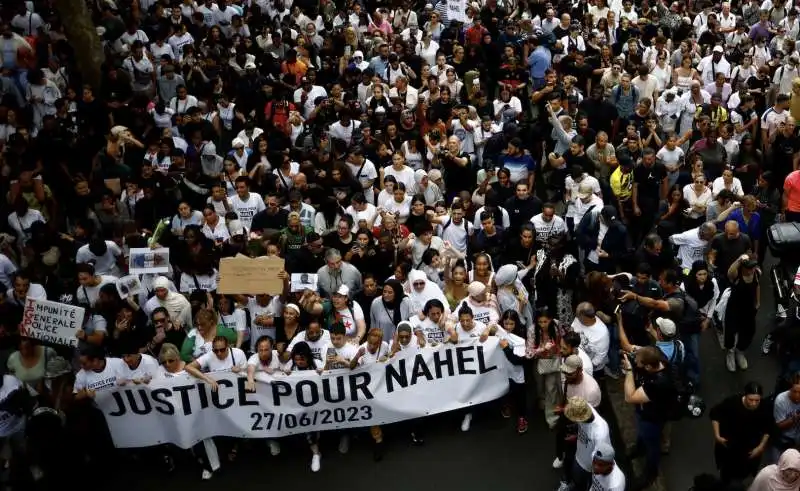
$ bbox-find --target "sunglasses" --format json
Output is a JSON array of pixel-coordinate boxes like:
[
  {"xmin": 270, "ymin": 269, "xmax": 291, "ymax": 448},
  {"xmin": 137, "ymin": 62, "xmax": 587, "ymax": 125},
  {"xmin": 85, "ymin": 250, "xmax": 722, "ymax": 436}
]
[
  {"xmin": 213, "ymin": 347, "xmax": 227, "ymax": 354},
  {"xmin": 413, "ymin": 282, "xmax": 426, "ymax": 287}
]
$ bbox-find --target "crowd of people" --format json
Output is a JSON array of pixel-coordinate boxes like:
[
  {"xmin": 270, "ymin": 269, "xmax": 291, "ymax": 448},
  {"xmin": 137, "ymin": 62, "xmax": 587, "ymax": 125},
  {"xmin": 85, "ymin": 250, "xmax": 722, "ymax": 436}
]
[{"xmin": 2, "ymin": 0, "xmax": 800, "ymax": 489}]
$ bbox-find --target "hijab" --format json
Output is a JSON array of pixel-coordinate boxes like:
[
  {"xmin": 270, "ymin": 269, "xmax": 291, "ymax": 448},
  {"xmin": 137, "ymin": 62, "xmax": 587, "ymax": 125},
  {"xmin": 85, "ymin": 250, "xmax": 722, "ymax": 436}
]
[
  {"xmin": 750, "ymin": 449, "xmax": 800, "ymax": 491},
  {"xmin": 408, "ymin": 269, "xmax": 449, "ymax": 314},
  {"xmin": 495, "ymin": 264, "xmax": 533, "ymax": 324},
  {"xmin": 153, "ymin": 275, "xmax": 191, "ymax": 321},
  {"xmin": 382, "ymin": 279, "xmax": 406, "ymax": 326},
  {"xmin": 683, "ymin": 260, "xmax": 715, "ymax": 309}
]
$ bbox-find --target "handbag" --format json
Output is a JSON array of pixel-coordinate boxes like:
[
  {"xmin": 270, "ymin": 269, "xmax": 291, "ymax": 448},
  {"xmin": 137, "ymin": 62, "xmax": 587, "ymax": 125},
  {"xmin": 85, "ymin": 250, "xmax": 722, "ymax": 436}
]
[{"xmin": 537, "ymin": 355, "xmax": 562, "ymax": 374}]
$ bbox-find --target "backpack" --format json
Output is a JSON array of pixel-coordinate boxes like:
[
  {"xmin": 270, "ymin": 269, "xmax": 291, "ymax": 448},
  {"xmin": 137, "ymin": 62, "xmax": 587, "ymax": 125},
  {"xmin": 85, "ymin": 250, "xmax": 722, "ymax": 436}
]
[
  {"xmin": 666, "ymin": 291, "xmax": 704, "ymax": 335},
  {"xmin": 575, "ymin": 205, "xmax": 599, "ymax": 250},
  {"xmin": 664, "ymin": 339, "xmax": 691, "ymax": 421}
]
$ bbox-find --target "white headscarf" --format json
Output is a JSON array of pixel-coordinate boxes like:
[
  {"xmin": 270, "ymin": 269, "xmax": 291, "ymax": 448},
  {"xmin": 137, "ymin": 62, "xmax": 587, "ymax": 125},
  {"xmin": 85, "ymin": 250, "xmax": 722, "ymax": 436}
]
[{"xmin": 407, "ymin": 269, "xmax": 449, "ymax": 314}]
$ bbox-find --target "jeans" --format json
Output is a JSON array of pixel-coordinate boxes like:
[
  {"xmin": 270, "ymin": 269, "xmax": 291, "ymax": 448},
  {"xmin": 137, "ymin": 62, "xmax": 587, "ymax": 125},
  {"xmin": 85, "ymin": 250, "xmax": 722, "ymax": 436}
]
[
  {"xmin": 570, "ymin": 458, "xmax": 591, "ymax": 491},
  {"xmin": 681, "ymin": 332, "xmax": 700, "ymax": 387},
  {"xmin": 607, "ymin": 322, "xmax": 621, "ymax": 373},
  {"xmin": 635, "ymin": 412, "xmax": 664, "ymax": 481}
]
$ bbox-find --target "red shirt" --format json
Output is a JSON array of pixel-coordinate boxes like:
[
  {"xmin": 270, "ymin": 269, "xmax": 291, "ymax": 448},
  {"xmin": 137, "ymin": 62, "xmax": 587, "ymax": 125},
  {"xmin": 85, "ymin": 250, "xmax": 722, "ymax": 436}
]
[{"xmin": 785, "ymin": 171, "xmax": 800, "ymax": 212}]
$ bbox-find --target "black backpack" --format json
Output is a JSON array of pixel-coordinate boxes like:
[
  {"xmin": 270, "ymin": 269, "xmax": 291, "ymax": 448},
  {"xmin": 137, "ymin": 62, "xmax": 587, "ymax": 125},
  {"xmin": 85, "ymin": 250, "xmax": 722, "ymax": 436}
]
[
  {"xmin": 667, "ymin": 291, "xmax": 704, "ymax": 335},
  {"xmin": 575, "ymin": 206, "xmax": 600, "ymax": 250},
  {"xmin": 664, "ymin": 340, "xmax": 692, "ymax": 421}
]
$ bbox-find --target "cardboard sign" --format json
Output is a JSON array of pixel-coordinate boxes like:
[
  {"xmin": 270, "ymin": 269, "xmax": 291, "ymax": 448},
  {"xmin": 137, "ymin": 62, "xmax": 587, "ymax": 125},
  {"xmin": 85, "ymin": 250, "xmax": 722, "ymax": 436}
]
[
  {"xmin": 218, "ymin": 255, "xmax": 284, "ymax": 294},
  {"xmin": 20, "ymin": 298, "xmax": 86, "ymax": 347},
  {"xmin": 291, "ymin": 273, "xmax": 318, "ymax": 292},
  {"xmin": 129, "ymin": 247, "xmax": 170, "ymax": 274}
]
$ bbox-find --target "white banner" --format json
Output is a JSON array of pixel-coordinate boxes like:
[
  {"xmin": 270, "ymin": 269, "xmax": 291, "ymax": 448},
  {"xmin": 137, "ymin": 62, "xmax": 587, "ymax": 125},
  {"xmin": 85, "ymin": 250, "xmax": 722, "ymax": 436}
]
[
  {"xmin": 20, "ymin": 297, "xmax": 85, "ymax": 347},
  {"xmin": 97, "ymin": 340, "xmax": 511, "ymax": 448},
  {"xmin": 447, "ymin": 0, "xmax": 468, "ymax": 23}
]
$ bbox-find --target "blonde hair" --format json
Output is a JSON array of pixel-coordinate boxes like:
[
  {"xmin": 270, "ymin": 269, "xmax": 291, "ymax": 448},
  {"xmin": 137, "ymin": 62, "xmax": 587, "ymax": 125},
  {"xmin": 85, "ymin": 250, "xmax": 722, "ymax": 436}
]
[{"xmin": 158, "ymin": 343, "xmax": 180, "ymax": 363}]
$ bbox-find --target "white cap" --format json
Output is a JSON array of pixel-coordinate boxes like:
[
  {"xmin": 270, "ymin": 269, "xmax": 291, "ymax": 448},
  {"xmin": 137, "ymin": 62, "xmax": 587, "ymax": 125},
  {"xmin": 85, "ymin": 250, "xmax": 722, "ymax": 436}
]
[
  {"xmin": 712, "ymin": 45, "xmax": 724, "ymax": 53},
  {"xmin": 334, "ymin": 285, "xmax": 350, "ymax": 297},
  {"xmin": 655, "ymin": 317, "xmax": 677, "ymax": 337},
  {"xmin": 353, "ymin": 50, "xmax": 364, "ymax": 59}
]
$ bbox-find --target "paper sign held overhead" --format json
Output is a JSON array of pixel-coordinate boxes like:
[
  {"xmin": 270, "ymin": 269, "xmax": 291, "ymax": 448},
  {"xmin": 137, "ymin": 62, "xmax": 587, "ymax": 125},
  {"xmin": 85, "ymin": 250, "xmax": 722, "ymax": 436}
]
[
  {"xmin": 129, "ymin": 248, "xmax": 170, "ymax": 274},
  {"xmin": 218, "ymin": 255, "xmax": 284, "ymax": 295}
]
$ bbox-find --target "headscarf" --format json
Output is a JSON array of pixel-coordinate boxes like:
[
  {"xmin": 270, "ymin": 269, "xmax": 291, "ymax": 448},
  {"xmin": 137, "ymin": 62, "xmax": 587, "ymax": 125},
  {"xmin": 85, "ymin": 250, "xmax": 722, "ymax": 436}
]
[
  {"xmin": 153, "ymin": 275, "xmax": 191, "ymax": 321},
  {"xmin": 750, "ymin": 449, "xmax": 800, "ymax": 491},
  {"xmin": 382, "ymin": 280, "xmax": 406, "ymax": 327},
  {"xmin": 408, "ymin": 269, "xmax": 449, "ymax": 314},
  {"xmin": 495, "ymin": 265, "xmax": 533, "ymax": 324},
  {"xmin": 683, "ymin": 260, "xmax": 715, "ymax": 309}
]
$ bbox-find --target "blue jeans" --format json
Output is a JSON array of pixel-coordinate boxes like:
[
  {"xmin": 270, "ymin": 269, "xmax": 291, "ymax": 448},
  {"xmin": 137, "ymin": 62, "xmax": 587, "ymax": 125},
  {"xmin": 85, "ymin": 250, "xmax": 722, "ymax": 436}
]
[
  {"xmin": 681, "ymin": 332, "xmax": 700, "ymax": 387},
  {"xmin": 607, "ymin": 322, "xmax": 621, "ymax": 373},
  {"xmin": 635, "ymin": 413, "xmax": 664, "ymax": 481}
]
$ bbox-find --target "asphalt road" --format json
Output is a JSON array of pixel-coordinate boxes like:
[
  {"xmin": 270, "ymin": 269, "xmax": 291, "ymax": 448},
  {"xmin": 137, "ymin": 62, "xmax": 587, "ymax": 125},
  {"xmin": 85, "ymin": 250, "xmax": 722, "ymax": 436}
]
[{"xmin": 72, "ymin": 261, "xmax": 782, "ymax": 491}]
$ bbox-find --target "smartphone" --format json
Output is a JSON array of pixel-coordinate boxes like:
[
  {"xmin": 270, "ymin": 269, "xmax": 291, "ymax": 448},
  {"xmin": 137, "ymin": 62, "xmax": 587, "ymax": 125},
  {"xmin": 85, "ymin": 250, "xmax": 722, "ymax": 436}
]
[
  {"xmin": 614, "ymin": 303, "xmax": 621, "ymax": 314},
  {"xmin": 345, "ymin": 46, "xmax": 352, "ymax": 57}
]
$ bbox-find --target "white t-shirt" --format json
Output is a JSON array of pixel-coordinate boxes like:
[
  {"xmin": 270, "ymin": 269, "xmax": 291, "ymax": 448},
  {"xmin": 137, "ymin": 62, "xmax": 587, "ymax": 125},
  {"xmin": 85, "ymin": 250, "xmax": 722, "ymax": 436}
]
[
  {"xmin": 530, "ymin": 213, "xmax": 568, "ymax": 246},
  {"xmin": 246, "ymin": 296, "xmax": 283, "ymax": 348},
  {"xmin": 357, "ymin": 341, "xmax": 390, "ymax": 365},
  {"xmin": 7, "ymin": 209, "xmax": 45, "ymax": 244},
  {"xmin": 220, "ymin": 308, "xmax": 248, "ymax": 336},
  {"xmin": 76, "ymin": 241, "xmax": 123, "ymax": 276},
  {"xmin": 325, "ymin": 343, "xmax": 359, "ymax": 369},
  {"xmin": 0, "ymin": 375, "xmax": 25, "ymax": 437},
  {"xmin": 383, "ymin": 165, "xmax": 417, "ymax": 192},
  {"xmin": 230, "ymin": 192, "xmax": 266, "ymax": 230},
  {"xmin": 345, "ymin": 203, "xmax": 379, "ymax": 233},
  {"xmin": 570, "ymin": 318, "xmax": 610, "ymax": 371},
  {"xmin": 179, "ymin": 271, "xmax": 218, "ymax": 293},
  {"xmin": 247, "ymin": 351, "xmax": 282, "ymax": 372},
  {"xmin": 196, "ymin": 347, "xmax": 248, "ymax": 372},
  {"xmin": 120, "ymin": 354, "xmax": 160, "ymax": 381},
  {"xmin": 74, "ymin": 358, "xmax": 127, "ymax": 393},
  {"xmin": 287, "ymin": 330, "xmax": 332, "ymax": 364},
  {"xmin": 410, "ymin": 317, "xmax": 449, "ymax": 344},
  {"xmin": 346, "ymin": 159, "xmax": 378, "ymax": 204},
  {"xmin": 76, "ymin": 275, "xmax": 118, "ymax": 307},
  {"xmin": 455, "ymin": 319, "xmax": 488, "ymax": 342},
  {"xmin": 656, "ymin": 146, "xmax": 685, "ymax": 172},
  {"xmin": 333, "ymin": 302, "xmax": 365, "ymax": 338},
  {"xmin": 438, "ymin": 216, "xmax": 474, "ymax": 254},
  {"xmin": 670, "ymin": 228, "xmax": 708, "ymax": 270},
  {"xmin": 575, "ymin": 408, "xmax": 612, "ymax": 471},
  {"xmin": 590, "ymin": 464, "xmax": 626, "ymax": 491}
]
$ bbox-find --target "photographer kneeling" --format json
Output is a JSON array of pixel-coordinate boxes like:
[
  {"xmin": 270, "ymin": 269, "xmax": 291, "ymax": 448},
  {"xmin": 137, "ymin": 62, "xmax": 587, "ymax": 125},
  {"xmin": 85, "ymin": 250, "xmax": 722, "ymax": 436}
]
[{"xmin": 621, "ymin": 345, "xmax": 678, "ymax": 491}]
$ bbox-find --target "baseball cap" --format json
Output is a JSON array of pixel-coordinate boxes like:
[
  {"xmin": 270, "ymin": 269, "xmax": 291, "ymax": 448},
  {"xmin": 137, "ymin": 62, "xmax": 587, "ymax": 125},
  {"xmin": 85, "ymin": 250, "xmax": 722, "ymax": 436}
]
[
  {"xmin": 468, "ymin": 281, "xmax": 487, "ymax": 296},
  {"xmin": 712, "ymin": 45, "xmax": 724, "ymax": 53},
  {"xmin": 593, "ymin": 442, "xmax": 616, "ymax": 463},
  {"xmin": 560, "ymin": 355, "xmax": 583, "ymax": 375},
  {"xmin": 655, "ymin": 317, "xmax": 677, "ymax": 338},
  {"xmin": 334, "ymin": 285, "xmax": 350, "ymax": 297}
]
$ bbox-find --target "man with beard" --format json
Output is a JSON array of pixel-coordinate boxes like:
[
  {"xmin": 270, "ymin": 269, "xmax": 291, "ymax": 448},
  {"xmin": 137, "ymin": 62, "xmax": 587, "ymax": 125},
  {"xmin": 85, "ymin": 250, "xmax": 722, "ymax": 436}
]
[
  {"xmin": 505, "ymin": 182, "xmax": 543, "ymax": 235},
  {"xmin": 579, "ymin": 86, "xmax": 618, "ymax": 135},
  {"xmin": 251, "ymin": 193, "xmax": 289, "ymax": 235}
]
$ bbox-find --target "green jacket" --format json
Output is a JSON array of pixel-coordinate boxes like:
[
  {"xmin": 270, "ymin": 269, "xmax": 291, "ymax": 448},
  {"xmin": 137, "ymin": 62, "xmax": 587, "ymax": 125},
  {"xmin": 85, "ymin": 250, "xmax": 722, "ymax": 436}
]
[{"xmin": 180, "ymin": 324, "xmax": 238, "ymax": 362}]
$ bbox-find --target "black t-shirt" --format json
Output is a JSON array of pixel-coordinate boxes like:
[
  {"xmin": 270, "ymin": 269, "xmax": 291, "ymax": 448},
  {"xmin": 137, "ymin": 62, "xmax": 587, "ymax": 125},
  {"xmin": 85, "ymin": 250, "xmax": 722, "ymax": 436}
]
[
  {"xmin": 565, "ymin": 151, "xmax": 594, "ymax": 176},
  {"xmin": 578, "ymin": 99, "xmax": 618, "ymax": 135},
  {"xmin": 771, "ymin": 132, "xmax": 800, "ymax": 173},
  {"xmin": 632, "ymin": 162, "xmax": 667, "ymax": 206},
  {"xmin": 710, "ymin": 233, "xmax": 753, "ymax": 279},
  {"xmin": 708, "ymin": 394, "xmax": 772, "ymax": 451},
  {"xmin": 639, "ymin": 368, "xmax": 677, "ymax": 422},
  {"xmin": 746, "ymin": 75, "xmax": 770, "ymax": 113}
]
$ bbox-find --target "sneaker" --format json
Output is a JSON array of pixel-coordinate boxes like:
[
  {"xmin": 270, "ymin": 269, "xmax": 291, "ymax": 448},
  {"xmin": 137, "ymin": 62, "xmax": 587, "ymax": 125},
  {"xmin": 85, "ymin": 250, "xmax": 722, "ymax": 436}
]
[
  {"xmin": 310, "ymin": 453, "xmax": 321, "ymax": 473},
  {"xmin": 411, "ymin": 432, "xmax": 425, "ymax": 446},
  {"xmin": 501, "ymin": 404, "xmax": 511, "ymax": 418},
  {"xmin": 461, "ymin": 413, "xmax": 473, "ymax": 432},
  {"xmin": 735, "ymin": 349, "xmax": 749, "ymax": 370},
  {"xmin": 604, "ymin": 366, "xmax": 620, "ymax": 380},
  {"xmin": 338, "ymin": 434, "xmax": 350, "ymax": 454},
  {"xmin": 726, "ymin": 349, "xmax": 736, "ymax": 372},
  {"xmin": 202, "ymin": 470, "xmax": 213, "ymax": 480},
  {"xmin": 762, "ymin": 334, "xmax": 774, "ymax": 355},
  {"xmin": 552, "ymin": 457, "xmax": 564, "ymax": 469},
  {"xmin": 556, "ymin": 480, "xmax": 571, "ymax": 491},
  {"xmin": 517, "ymin": 417, "xmax": 529, "ymax": 434},
  {"xmin": 268, "ymin": 439, "xmax": 281, "ymax": 456}
]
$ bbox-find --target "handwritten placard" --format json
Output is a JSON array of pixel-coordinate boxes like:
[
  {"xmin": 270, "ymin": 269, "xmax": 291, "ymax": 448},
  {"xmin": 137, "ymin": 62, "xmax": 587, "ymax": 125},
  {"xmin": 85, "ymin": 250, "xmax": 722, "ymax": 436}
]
[
  {"xmin": 291, "ymin": 273, "xmax": 318, "ymax": 292},
  {"xmin": 21, "ymin": 297, "xmax": 86, "ymax": 347},
  {"xmin": 218, "ymin": 255, "xmax": 284, "ymax": 295}
]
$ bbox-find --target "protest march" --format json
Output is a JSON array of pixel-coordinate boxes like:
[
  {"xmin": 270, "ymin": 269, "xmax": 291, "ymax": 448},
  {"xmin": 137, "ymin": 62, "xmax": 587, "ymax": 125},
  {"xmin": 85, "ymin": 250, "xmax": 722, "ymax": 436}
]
[{"xmin": 2, "ymin": 0, "xmax": 800, "ymax": 490}]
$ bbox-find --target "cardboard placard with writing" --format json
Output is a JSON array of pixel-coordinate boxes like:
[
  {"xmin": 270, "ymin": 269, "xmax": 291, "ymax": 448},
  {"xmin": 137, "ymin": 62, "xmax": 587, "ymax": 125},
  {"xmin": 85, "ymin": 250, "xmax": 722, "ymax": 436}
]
[
  {"xmin": 20, "ymin": 298, "xmax": 86, "ymax": 347},
  {"xmin": 218, "ymin": 255, "xmax": 284, "ymax": 294}
]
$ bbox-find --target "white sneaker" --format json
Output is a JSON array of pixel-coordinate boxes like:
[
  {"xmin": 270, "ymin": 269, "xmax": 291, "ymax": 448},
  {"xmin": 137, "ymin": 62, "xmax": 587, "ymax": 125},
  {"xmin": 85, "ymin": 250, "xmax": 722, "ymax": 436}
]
[
  {"xmin": 735, "ymin": 349, "xmax": 749, "ymax": 370},
  {"xmin": 556, "ymin": 480, "xmax": 571, "ymax": 491},
  {"xmin": 762, "ymin": 334, "xmax": 774, "ymax": 355},
  {"xmin": 552, "ymin": 457, "xmax": 564, "ymax": 469},
  {"xmin": 461, "ymin": 413, "xmax": 473, "ymax": 432},
  {"xmin": 310, "ymin": 453, "xmax": 321, "ymax": 472},
  {"xmin": 269, "ymin": 439, "xmax": 281, "ymax": 456},
  {"xmin": 726, "ymin": 349, "xmax": 736, "ymax": 372},
  {"xmin": 202, "ymin": 470, "xmax": 213, "ymax": 480},
  {"xmin": 338, "ymin": 434, "xmax": 350, "ymax": 454}
]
